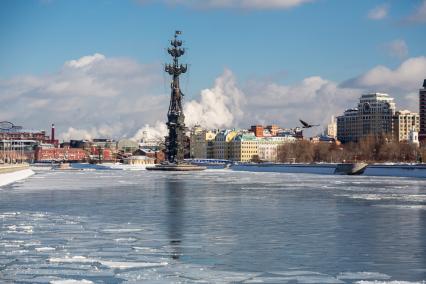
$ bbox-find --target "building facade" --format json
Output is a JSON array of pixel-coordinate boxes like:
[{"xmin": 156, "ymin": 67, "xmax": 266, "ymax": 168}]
[
  {"xmin": 189, "ymin": 126, "xmax": 217, "ymax": 159},
  {"xmin": 213, "ymin": 130, "xmax": 238, "ymax": 160},
  {"xmin": 336, "ymin": 108, "xmax": 359, "ymax": 143},
  {"xmin": 230, "ymin": 133, "xmax": 259, "ymax": 162},
  {"xmin": 325, "ymin": 116, "xmax": 337, "ymax": 138},
  {"xmin": 337, "ymin": 93, "xmax": 396, "ymax": 143},
  {"xmin": 393, "ymin": 110, "xmax": 420, "ymax": 142},
  {"xmin": 257, "ymin": 136, "xmax": 296, "ymax": 162}
]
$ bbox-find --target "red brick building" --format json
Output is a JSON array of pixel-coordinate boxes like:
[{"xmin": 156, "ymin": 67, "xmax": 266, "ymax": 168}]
[
  {"xmin": 250, "ymin": 125, "xmax": 264, "ymax": 137},
  {"xmin": 35, "ymin": 147, "xmax": 88, "ymax": 162}
]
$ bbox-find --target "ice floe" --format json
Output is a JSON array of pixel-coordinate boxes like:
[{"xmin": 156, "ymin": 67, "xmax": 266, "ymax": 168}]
[
  {"xmin": 49, "ymin": 256, "xmax": 168, "ymax": 269},
  {"xmin": 337, "ymin": 272, "xmax": 391, "ymax": 280}
]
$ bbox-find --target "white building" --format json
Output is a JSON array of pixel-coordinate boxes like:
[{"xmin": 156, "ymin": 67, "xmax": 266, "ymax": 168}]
[
  {"xmin": 393, "ymin": 110, "xmax": 420, "ymax": 142},
  {"xmin": 325, "ymin": 116, "xmax": 337, "ymax": 138}
]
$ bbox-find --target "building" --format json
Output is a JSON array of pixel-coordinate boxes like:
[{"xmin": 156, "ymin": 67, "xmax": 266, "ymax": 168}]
[
  {"xmin": 250, "ymin": 125, "xmax": 264, "ymax": 137},
  {"xmin": 420, "ymin": 79, "xmax": 426, "ymax": 142},
  {"xmin": 257, "ymin": 136, "xmax": 296, "ymax": 162},
  {"xmin": 35, "ymin": 147, "xmax": 88, "ymax": 162},
  {"xmin": 266, "ymin": 125, "xmax": 279, "ymax": 136},
  {"xmin": 337, "ymin": 93, "xmax": 396, "ymax": 143},
  {"xmin": 230, "ymin": 132, "xmax": 258, "ymax": 162},
  {"xmin": 325, "ymin": 116, "xmax": 337, "ymax": 138},
  {"xmin": 0, "ymin": 124, "xmax": 58, "ymax": 162},
  {"xmin": 408, "ymin": 127, "xmax": 419, "ymax": 146},
  {"xmin": 213, "ymin": 129, "xmax": 238, "ymax": 160},
  {"xmin": 93, "ymin": 139, "xmax": 117, "ymax": 150},
  {"xmin": 117, "ymin": 139, "xmax": 139, "ymax": 153},
  {"xmin": 393, "ymin": 110, "xmax": 420, "ymax": 142},
  {"xmin": 189, "ymin": 126, "xmax": 217, "ymax": 159},
  {"xmin": 336, "ymin": 108, "xmax": 358, "ymax": 143},
  {"xmin": 122, "ymin": 156, "xmax": 155, "ymax": 165}
]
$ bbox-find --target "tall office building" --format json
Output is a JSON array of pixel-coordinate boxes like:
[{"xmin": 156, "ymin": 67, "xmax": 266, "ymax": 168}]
[
  {"xmin": 420, "ymin": 79, "xmax": 426, "ymax": 142},
  {"xmin": 337, "ymin": 93, "xmax": 396, "ymax": 143}
]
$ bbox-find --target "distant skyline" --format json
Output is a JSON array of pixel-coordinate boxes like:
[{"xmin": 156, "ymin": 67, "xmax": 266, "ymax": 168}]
[{"xmin": 0, "ymin": 0, "xmax": 425, "ymax": 140}]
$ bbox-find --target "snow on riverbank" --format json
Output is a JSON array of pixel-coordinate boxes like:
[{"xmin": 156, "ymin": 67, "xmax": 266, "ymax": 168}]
[{"xmin": 0, "ymin": 168, "xmax": 34, "ymax": 187}]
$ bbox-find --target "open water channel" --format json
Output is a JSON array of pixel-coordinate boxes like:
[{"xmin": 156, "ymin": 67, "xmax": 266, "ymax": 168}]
[{"xmin": 0, "ymin": 169, "xmax": 425, "ymax": 283}]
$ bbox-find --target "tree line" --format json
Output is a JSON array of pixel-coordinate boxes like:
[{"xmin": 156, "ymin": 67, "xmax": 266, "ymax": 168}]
[{"xmin": 277, "ymin": 135, "xmax": 426, "ymax": 163}]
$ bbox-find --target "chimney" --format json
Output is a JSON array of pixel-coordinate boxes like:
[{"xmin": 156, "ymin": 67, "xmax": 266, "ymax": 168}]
[{"xmin": 51, "ymin": 124, "xmax": 55, "ymax": 144}]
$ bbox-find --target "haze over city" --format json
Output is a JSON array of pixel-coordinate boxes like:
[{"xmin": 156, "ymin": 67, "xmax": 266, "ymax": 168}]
[{"xmin": 1, "ymin": 0, "xmax": 425, "ymax": 140}]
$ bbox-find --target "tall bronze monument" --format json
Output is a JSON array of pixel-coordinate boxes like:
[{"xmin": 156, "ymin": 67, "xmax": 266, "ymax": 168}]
[
  {"xmin": 147, "ymin": 31, "xmax": 205, "ymax": 171},
  {"xmin": 165, "ymin": 30, "xmax": 187, "ymax": 164}
]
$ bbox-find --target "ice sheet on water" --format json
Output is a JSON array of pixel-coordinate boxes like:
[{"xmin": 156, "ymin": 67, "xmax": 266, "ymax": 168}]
[
  {"xmin": 373, "ymin": 204, "xmax": 426, "ymax": 210},
  {"xmin": 6, "ymin": 224, "xmax": 33, "ymax": 234},
  {"xmin": 102, "ymin": 228, "xmax": 143, "ymax": 233},
  {"xmin": 49, "ymin": 256, "xmax": 168, "ymax": 269},
  {"xmin": 356, "ymin": 281, "xmax": 426, "ymax": 284},
  {"xmin": 50, "ymin": 280, "xmax": 94, "ymax": 284},
  {"xmin": 244, "ymin": 275, "xmax": 344, "ymax": 283},
  {"xmin": 35, "ymin": 247, "xmax": 56, "ymax": 252},
  {"xmin": 337, "ymin": 272, "xmax": 391, "ymax": 280}
]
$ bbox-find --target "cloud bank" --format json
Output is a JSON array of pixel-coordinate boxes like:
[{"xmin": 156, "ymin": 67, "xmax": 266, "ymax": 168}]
[
  {"xmin": 0, "ymin": 53, "xmax": 166, "ymax": 140},
  {"xmin": 1, "ymin": 53, "xmax": 425, "ymax": 140},
  {"xmin": 342, "ymin": 56, "xmax": 426, "ymax": 93}
]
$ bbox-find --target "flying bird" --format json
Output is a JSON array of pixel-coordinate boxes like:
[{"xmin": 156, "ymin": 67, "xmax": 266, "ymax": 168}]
[{"xmin": 299, "ymin": 119, "xmax": 320, "ymax": 128}]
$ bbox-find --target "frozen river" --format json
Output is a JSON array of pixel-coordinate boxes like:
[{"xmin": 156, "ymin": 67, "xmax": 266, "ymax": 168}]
[{"xmin": 0, "ymin": 169, "xmax": 425, "ymax": 283}]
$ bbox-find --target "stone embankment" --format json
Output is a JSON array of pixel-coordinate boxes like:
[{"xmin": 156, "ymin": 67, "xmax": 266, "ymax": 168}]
[{"xmin": 0, "ymin": 164, "xmax": 34, "ymax": 187}]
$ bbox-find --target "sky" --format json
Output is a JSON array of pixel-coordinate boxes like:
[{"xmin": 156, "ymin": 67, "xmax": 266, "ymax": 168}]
[{"xmin": 0, "ymin": 0, "xmax": 425, "ymax": 140}]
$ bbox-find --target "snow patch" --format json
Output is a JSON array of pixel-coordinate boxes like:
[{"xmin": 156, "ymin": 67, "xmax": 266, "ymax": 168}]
[
  {"xmin": 0, "ymin": 168, "xmax": 34, "ymax": 187},
  {"xmin": 48, "ymin": 256, "xmax": 168, "ymax": 269},
  {"xmin": 35, "ymin": 247, "xmax": 56, "ymax": 252},
  {"xmin": 50, "ymin": 280, "xmax": 94, "ymax": 284}
]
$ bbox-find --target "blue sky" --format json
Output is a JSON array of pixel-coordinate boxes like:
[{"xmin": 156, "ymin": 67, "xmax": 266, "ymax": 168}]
[{"xmin": 0, "ymin": 0, "xmax": 425, "ymax": 139}]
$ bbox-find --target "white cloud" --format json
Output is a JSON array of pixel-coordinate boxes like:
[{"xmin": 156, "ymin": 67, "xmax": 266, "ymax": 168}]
[
  {"xmin": 0, "ymin": 53, "xmax": 166, "ymax": 140},
  {"xmin": 141, "ymin": 0, "xmax": 313, "ymax": 9},
  {"xmin": 184, "ymin": 69, "xmax": 245, "ymax": 129},
  {"xmin": 132, "ymin": 121, "xmax": 168, "ymax": 141},
  {"xmin": 242, "ymin": 77, "xmax": 361, "ymax": 135},
  {"xmin": 405, "ymin": 0, "xmax": 426, "ymax": 23},
  {"xmin": 368, "ymin": 4, "xmax": 388, "ymax": 20},
  {"xmin": 65, "ymin": 53, "xmax": 106, "ymax": 68},
  {"xmin": 343, "ymin": 56, "xmax": 426, "ymax": 93},
  {"xmin": 383, "ymin": 39, "xmax": 408, "ymax": 59},
  {"xmin": 2, "ymin": 53, "xmax": 424, "ymax": 141}
]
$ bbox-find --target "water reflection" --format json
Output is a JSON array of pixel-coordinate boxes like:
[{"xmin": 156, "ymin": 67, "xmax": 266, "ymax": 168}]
[{"xmin": 166, "ymin": 178, "xmax": 185, "ymax": 260}]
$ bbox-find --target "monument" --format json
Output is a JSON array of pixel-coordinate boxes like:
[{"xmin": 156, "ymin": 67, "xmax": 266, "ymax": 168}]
[{"xmin": 147, "ymin": 31, "xmax": 205, "ymax": 171}]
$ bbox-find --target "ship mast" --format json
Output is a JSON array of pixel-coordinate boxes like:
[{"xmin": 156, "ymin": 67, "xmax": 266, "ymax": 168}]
[{"xmin": 164, "ymin": 31, "xmax": 187, "ymax": 163}]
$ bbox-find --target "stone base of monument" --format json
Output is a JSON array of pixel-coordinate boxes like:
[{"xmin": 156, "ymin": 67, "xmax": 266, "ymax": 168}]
[{"xmin": 146, "ymin": 162, "xmax": 206, "ymax": 171}]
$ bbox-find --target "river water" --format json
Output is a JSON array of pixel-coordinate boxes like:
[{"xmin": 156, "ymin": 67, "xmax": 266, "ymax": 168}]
[{"xmin": 0, "ymin": 169, "xmax": 425, "ymax": 283}]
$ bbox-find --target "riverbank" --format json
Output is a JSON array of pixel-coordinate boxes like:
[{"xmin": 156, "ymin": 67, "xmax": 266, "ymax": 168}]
[
  {"xmin": 0, "ymin": 164, "xmax": 34, "ymax": 187},
  {"xmin": 230, "ymin": 162, "xmax": 426, "ymax": 178}
]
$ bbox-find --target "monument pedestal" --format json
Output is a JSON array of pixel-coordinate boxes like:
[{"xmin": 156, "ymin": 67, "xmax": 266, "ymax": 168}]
[{"xmin": 146, "ymin": 162, "xmax": 206, "ymax": 171}]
